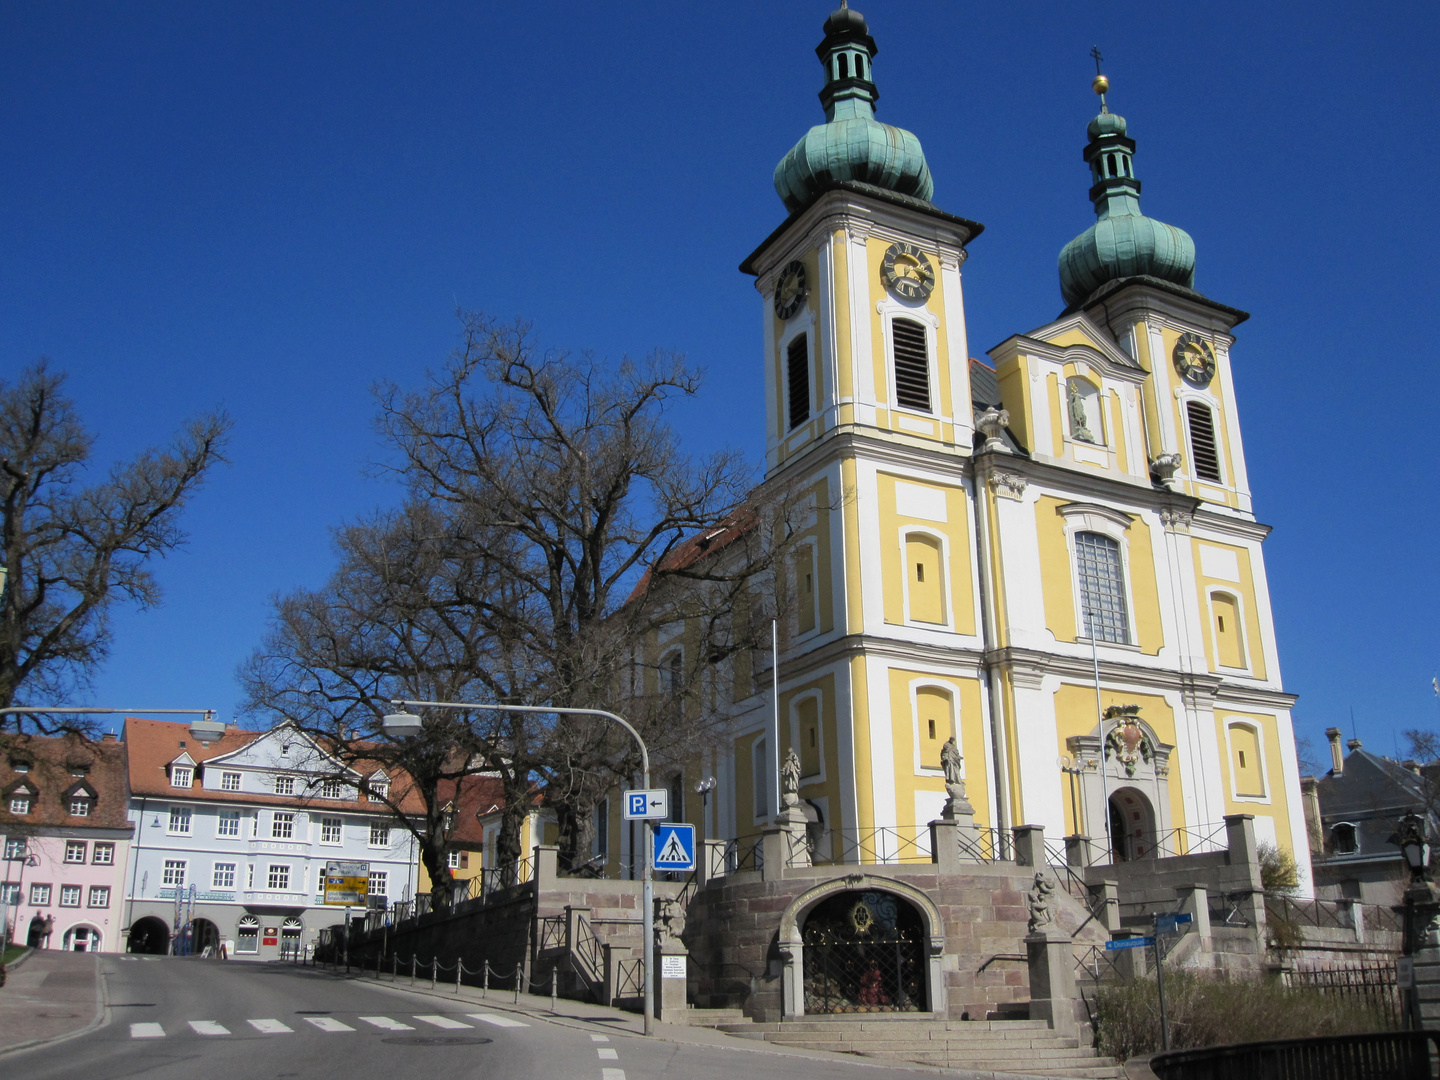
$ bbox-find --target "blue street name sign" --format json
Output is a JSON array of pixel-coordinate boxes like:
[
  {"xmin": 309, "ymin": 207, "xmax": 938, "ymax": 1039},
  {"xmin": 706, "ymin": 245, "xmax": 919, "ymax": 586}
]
[
  {"xmin": 1155, "ymin": 912, "xmax": 1194, "ymax": 936},
  {"xmin": 653, "ymin": 823, "xmax": 696, "ymax": 871},
  {"xmin": 1105, "ymin": 936, "xmax": 1155, "ymax": 950}
]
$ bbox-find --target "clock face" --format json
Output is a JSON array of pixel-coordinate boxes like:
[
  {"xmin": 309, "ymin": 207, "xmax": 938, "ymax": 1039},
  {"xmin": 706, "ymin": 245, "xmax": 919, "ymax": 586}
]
[
  {"xmin": 774, "ymin": 260, "xmax": 808, "ymax": 320},
  {"xmin": 1172, "ymin": 332, "xmax": 1217, "ymax": 388},
  {"xmin": 880, "ymin": 242, "xmax": 936, "ymax": 302}
]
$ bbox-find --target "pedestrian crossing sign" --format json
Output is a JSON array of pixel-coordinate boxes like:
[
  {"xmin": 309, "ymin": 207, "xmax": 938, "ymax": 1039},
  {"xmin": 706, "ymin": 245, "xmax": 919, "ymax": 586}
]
[{"xmin": 652, "ymin": 823, "xmax": 696, "ymax": 871}]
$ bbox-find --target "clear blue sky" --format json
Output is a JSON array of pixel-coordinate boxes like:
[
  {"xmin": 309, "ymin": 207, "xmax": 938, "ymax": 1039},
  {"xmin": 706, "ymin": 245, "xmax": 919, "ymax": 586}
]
[{"xmin": 3, "ymin": 2, "xmax": 1437, "ymax": 764}]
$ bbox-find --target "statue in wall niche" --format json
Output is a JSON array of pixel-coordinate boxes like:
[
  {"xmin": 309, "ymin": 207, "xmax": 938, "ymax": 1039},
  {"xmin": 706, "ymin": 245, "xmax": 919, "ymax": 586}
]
[
  {"xmin": 654, "ymin": 896, "xmax": 686, "ymax": 949},
  {"xmin": 780, "ymin": 746, "xmax": 802, "ymax": 808},
  {"xmin": 1027, "ymin": 872, "xmax": 1056, "ymax": 934},
  {"xmin": 940, "ymin": 736, "xmax": 973, "ymax": 815},
  {"xmin": 1067, "ymin": 381, "xmax": 1096, "ymax": 444}
]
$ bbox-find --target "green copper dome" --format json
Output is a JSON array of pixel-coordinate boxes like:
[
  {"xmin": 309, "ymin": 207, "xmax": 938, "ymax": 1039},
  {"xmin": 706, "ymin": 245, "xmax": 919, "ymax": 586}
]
[
  {"xmin": 1058, "ymin": 96, "xmax": 1195, "ymax": 308},
  {"xmin": 773, "ymin": 4, "xmax": 933, "ymax": 214}
]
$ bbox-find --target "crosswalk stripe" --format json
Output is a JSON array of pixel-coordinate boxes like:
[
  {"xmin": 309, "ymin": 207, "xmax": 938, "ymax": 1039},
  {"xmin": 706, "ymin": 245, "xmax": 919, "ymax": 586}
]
[
  {"xmin": 602, "ymin": 1070, "xmax": 626, "ymax": 1080},
  {"xmin": 359, "ymin": 1016, "xmax": 414, "ymax": 1031},
  {"xmin": 248, "ymin": 1019, "xmax": 293, "ymax": 1033},
  {"xmin": 467, "ymin": 1013, "xmax": 528, "ymax": 1028},
  {"xmin": 189, "ymin": 1021, "xmax": 229, "ymax": 1036},
  {"xmin": 130, "ymin": 1022, "xmax": 165, "ymax": 1039},
  {"xmin": 591, "ymin": 1034, "xmax": 610, "ymax": 1042},
  {"xmin": 414, "ymin": 1015, "xmax": 471, "ymax": 1029},
  {"xmin": 598, "ymin": 1048, "xmax": 619, "ymax": 1060},
  {"xmin": 304, "ymin": 1016, "xmax": 355, "ymax": 1032}
]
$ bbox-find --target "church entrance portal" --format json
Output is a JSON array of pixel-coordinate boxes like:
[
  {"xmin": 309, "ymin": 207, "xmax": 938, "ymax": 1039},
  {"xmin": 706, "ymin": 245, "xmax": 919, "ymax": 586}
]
[
  {"xmin": 801, "ymin": 890, "xmax": 926, "ymax": 1014},
  {"xmin": 1108, "ymin": 787, "xmax": 1157, "ymax": 860}
]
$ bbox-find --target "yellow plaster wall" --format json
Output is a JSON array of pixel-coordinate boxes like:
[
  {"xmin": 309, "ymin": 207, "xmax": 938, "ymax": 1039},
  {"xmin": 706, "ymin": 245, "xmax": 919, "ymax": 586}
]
[
  {"xmin": 1190, "ymin": 539, "xmax": 1268, "ymax": 680},
  {"xmin": 1052, "ymin": 684, "xmax": 1186, "ymax": 837},
  {"xmin": 1214, "ymin": 709, "xmax": 1295, "ymax": 856},
  {"xmin": 1034, "ymin": 496, "xmax": 1164, "ymax": 655},
  {"xmin": 1046, "ymin": 372, "xmax": 1064, "ymax": 456},
  {"xmin": 832, "ymin": 231, "xmax": 853, "ymax": 405},
  {"xmin": 875, "ymin": 473, "xmax": 976, "ymax": 634},
  {"xmin": 996, "ymin": 359, "xmax": 1031, "ymax": 451},
  {"xmin": 884, "ymin": 668, "xmax": 990, "ymax": 829},
  {"xmin": 1108, "ymin": 390, "xmax": 1129, "ymax": 473},
  {"xmin": 841, "ymin": 457, "xmax": 864, "ymax": 635},
  {"xmin": 779, "ymin": 673, "xmax": 843, "ymax": 825}
]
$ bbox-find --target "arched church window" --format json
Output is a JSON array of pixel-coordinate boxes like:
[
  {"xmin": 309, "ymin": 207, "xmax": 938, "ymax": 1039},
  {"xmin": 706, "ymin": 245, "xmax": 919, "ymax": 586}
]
[
  {"xmin": 1227, "ymin": 722, "xmax": 1265, "ymax": 798},
  {"xmin": 856, "ymin": 54, "xmax": 866, "ymax": 79},
  {"xmin": 1331, "ymin": 822, "xmax": 1358, "ymax": 855},
  {"xmin": 1185, "ymin": 400, "xmax": 1222, "ymax": 482},
  {"xmin": 914, "ymin": 687, "xmax": 953, "ymax": 770},
  {"xmin": 797, "ymin": 696, "xmax": 821, "ymax": 776},
  {"xmin": 793, "ymin": 543, "xmax": 816, "ymax": 634},
  {"xmin": 904, "ymin": 533, "xmax": 945, "ymax": 624},
  {"xmin": 787, "ymin": 334, "xmax": 810, "ymax": 430},
  {"xmin": 891, "ymin": 319, "xmax": 931, "ymax": 412},
  {"xmin": 837, "ymin": 53, "xmax": 849, "ymax": 79},
  {"xmin": 1075, "ymin": 532, "xmax": 1130, "ymax": 644},
  {"xmin": 1105, "ymin": 153, "xmax": 1116, "ymax": 177},
  {"xmin": 1211, "ymin": 591, "xmax": 1246, "ymax": 669}
]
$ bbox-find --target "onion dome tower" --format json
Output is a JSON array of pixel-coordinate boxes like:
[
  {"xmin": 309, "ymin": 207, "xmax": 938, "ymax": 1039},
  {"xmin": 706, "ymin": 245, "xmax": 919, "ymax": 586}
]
[
  {"xmin": 1057, "ymin": 70, "xmax": 1196, "ymax": 308},
  {"xmin": 773, "ymin": 3, "xmax": 934, "ymax": 213}
]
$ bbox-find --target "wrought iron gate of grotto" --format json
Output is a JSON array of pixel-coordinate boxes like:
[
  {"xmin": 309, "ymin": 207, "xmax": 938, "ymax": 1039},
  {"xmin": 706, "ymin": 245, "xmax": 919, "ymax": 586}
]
[{"xmin": 801, "ymin": 889, "xmax": 926, "ymax": 1013}]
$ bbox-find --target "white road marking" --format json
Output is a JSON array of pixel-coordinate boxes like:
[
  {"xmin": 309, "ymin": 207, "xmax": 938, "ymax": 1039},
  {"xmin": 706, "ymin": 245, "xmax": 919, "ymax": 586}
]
[
  {"xmin": 598, "ymin": 1047, "xmax": 619, "ymax": 1060},
  {"xmin": 591, "ymin": 1033, "xmax": 610, "ymax": 1042},
  {"xmin": 189, "ymin": 1021, "xmax": 230, "ymax": 1036},
  {"xmin": 359, "ymin": 1016, "xmax": 414, "ymax": 1031},
  {"xmin": 130, "ymin": 1022, "xmax": 165, "ymax": 1038},
  {"xmin": 248, "ymin": 1019, "xmax": 293, "ymax": 1033},
  {"xmin": 414, "ymin": 1015, "xmax": 472, "ymax": 1029},
  {"xmin": 304, "ymin": 1016, "xmax": 355, "ymax": 1032},
  {"xmin": 467, "ymin": 1013, "xmax": 529, "ymax": 1028},
  {"xmin": 602, "ymin": 1070, "xmax": 626, "ymax": 1080}
]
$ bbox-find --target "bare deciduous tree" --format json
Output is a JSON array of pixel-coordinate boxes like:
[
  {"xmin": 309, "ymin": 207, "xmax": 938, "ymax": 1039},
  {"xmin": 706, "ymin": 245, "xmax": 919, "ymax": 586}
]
[
  {"xmin": 243, "ymin": 314, "xmax": 788, "ymax": 896},
  {"xmin": 0, "ymin": 362, "xmax": 229, "ymax": 730}
]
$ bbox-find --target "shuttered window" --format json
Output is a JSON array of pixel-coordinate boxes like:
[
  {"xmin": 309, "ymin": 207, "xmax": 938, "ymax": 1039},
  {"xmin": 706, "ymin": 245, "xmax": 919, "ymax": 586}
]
[
  {"xmin": 891, "ymin": 319, "xmax": 931, "ymax": 412},
  {"xmin": 787, "ymin": 334, "xmax": 809, "ymax": 430},
  {"xmin": 1186, "ymin": 401, "xmax": 1222, "ymax": 482}
]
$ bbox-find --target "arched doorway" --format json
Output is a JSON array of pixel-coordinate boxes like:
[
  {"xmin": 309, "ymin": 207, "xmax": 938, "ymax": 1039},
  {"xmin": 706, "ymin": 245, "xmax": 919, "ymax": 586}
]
[
  {"xmin": 235, "ymin": 914, "xmax": 260, "ymax": 955},
  {"xmin": 280, "ymin": 917, "xmax": 303, "ymax": 960},
  {"xmin": 1108, "ymin": 787, "xmax": 1156, "ymax": 861},
  {"xmin": 128, "ymin": 916, "xmax": 170, "ymax": 954},
  {"xmin": 800, "ymin": 889, "xmax": 927, "ymax": 1014},
  {"xmin": 63, "ymin": 925, "xmax": 101, "ymax": 952},
  {"xmin": 191, "ymin": 918, "xmax": 221, "ymax": 956}
]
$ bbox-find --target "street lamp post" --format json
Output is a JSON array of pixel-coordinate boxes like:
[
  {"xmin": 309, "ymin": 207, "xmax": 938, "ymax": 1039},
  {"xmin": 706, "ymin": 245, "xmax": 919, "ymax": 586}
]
[
  {"xmin": 1391, "ymin": 813, "xmax": 1436, "ymax": 1030},
  {"xmin": 382, "ymin": 699, "xmax": 657, "ymax": 1036}
]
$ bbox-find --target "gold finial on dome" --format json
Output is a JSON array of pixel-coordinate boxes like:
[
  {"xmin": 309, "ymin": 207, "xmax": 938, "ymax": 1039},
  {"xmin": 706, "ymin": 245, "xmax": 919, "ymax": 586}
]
[{"xmin": 1089, "ymin": 45, "xmax": 1109, "ymax": 110}]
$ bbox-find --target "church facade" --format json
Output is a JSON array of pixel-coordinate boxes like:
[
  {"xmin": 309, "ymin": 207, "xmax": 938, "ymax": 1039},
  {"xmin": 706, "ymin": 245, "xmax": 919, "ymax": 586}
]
[{"xmin": 611, "ymin": 6, "xmax": 1309, "ymax": 892}]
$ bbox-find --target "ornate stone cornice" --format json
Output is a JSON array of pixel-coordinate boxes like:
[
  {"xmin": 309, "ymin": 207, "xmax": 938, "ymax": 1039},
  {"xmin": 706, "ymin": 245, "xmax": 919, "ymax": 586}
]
[{"xmin": 987, "ymin": 471, "xmax": 1028, "ymax": 501}]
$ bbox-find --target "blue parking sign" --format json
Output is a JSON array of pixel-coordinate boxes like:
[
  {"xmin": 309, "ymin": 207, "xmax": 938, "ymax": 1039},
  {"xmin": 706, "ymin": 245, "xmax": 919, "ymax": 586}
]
[{"xmin": 653, "ymin": 823, "xmax": 696, "ymax": 871}]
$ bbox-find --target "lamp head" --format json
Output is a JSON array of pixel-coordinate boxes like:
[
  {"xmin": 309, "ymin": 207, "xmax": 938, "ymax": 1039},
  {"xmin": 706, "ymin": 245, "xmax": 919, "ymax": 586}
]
[
  {"xmin": 382, "ymin": 711, "xmax": 423, "ymax": 738},
  {"xmin": 188, "ymin": 713, "xmax": 226, "ymax": 746}
]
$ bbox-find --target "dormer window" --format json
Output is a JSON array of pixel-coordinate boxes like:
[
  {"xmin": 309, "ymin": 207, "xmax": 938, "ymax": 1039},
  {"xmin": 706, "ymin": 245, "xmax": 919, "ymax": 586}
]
[
  {"xmin": 320, "ymin": 779, "xmax": 344, "ymax": 800},
  {"xmin": 9, "ymin": 794, "xmax": 32, "ymax": 815},
  {"xmin": 68, "ymin": 761, "xmax": 90, "ymax": 778},
  {"xmin": 274, "ymin": 776, "xmax": 295, "ymax": 796},
  {"xmin": 69, "ymin": 796, "xmax": 92, "ymax": 817},
  {"xmin": 171, "ymin": 765, "xmax": 193, "ymax": 788},
  {"xmin": 9, "ymin": 760, "xmax": 29, "ymax": 774},
  {"xmin": 1332, "ymin": 822, "xmax": 1359, "ymax": 856},
  {"xmin": 368, "ymin": 775, "xmax": 389, "ymax": 801}
]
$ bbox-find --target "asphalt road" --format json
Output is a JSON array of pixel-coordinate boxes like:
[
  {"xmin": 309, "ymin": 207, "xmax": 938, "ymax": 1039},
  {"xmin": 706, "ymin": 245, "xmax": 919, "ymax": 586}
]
[{"xmin": 7, "ymin": 956, "xmax": 941, "ymax": 1080}]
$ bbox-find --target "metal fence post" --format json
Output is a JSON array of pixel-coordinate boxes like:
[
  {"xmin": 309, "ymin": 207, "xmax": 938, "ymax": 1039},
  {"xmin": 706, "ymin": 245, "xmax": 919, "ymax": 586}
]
[
  {"xmin": 456, "ymin": 960, "xmax": 461, "ymax": 994},
  {"xmin": 392, "ymin": 953, "xmax": 398, "ymax": 980},
  {"xmin": 514, "ymin": 963, "xmax": 521, "ymax": 1004},
  {"xmin": 410, "ymin": 955, "xmax": 416, "ymax": 986},
  {"xmin": 550, "ymin": 967, "xmax": 556, "ymax": 1012},
  {"xmin": 431, "ymin": 957, "xmax": 437, "ymax": 989},
  {"xmin": 482, "ymin": 962, "xmax": 489, "ymax": 997}
]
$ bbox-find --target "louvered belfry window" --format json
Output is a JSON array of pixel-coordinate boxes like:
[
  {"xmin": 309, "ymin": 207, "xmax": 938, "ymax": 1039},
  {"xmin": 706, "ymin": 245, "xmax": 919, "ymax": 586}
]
[
  {"xmin": 1186, "ymin": 400, "xmax": 1222, "ymax": 483},
  {"xmin": 891, "ymin": 318, "xmax": 931, "ymax": 412},
  {"xmin": 787, "ymin": 334, "xmax": 810, "ymax": 430}
]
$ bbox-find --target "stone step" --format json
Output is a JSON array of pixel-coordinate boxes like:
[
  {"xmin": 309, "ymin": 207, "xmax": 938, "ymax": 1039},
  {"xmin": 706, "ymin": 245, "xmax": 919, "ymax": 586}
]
[
  {"xmin": 684, "ymin": 1008, "xmax": 751, "ymax": 1027},
  {"xmin": 764, "ymin": 1033, "xmax": 1084, "ymax": 1051},
  {"xmin": 780, "ymin": 1039, "xmax": 1090, "ymax": 1057},
  {"xmin": 859, "ymin": 1050, "xmax": 1122, "ymax": 1078},
  {"xmin": 721, "ymin": 1018, "xmax": 1052, "ymax": 1034}
]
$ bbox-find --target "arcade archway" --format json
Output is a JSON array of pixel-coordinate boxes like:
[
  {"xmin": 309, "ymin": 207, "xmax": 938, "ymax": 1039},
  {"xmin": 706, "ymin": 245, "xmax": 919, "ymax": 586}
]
[{"xmin": 128, "ymin": 916, "xmax": 170, "ymax": 954}]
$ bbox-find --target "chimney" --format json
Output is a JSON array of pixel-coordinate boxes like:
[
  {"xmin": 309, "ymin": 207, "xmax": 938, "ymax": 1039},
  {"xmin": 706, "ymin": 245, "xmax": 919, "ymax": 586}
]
[
  {"xmin": 1404, "ymin": 759, "xmax": 1423, "ymax": 776},
  {"xmin": 1327, "ymin": 727, "xmax": 1344, "ymax": 774},
  {"xmin": 101, "ymin": 733, "xmax": 117, "ymax": 743},
  {"xmin": 1347, "ymin": 738, "xmax": 1363, "ymax": 754}
]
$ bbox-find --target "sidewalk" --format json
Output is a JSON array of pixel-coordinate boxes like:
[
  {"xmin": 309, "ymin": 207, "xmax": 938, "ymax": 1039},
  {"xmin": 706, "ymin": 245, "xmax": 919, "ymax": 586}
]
[
  {"xmin": 315, "ymin": 961, "xmax": 1066, "ymax": 1079},
  {"xmin": 0, "ymin": 950, "xmax": 105, "ymax": 1056}
]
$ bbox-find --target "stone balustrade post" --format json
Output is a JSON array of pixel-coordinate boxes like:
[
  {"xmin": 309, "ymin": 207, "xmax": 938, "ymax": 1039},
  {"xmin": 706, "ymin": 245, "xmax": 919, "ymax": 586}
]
[
  {"xmin": 698, "ymin": 839, "xmax": 728, "ymax": 886},
  {"xmin": 1088, "ymin": 881, "xmax": 1120, "ymax": 933},
  {"xmin": 1064, "ymin": 834, "xmax": 1093, "ymax": 868},
  {"xmin": 1025, "ymin": 929, "xmax": 1079, "ymax": 1036},
  {"xmin": 533, "ymin": 844, "xmax": 559, "ymax": 890},
  {"xmin": 1013, "ymin": 824, "xmax": 1045, "ymax": 869},
  {"xmin": 1175, "ymin": 885, "xmax": 1211, "ymax": 940}
]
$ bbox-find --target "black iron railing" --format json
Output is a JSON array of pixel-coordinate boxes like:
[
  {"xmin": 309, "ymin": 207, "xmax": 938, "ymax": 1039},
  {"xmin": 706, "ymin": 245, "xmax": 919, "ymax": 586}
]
[{"xmin": 1149, "ymin": 1031, "xmax": 1438, "ymax": 1080}]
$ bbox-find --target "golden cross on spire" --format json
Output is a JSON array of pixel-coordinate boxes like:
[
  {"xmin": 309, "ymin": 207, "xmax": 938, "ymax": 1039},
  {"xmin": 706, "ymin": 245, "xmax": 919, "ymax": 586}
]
[{"xmin": 1090, "ymin": 45, "xmax": 1110, "ymax": 109}]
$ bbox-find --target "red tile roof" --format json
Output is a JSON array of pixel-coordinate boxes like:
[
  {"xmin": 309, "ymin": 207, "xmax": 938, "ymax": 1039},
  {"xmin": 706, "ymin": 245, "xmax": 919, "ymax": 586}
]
[
  {"xmin": 121, "ymin": 717, "xmax": 425, "ymax": 815},
  {"xmin": 0, "ymin": 732, "xmax": 132, "ymax": 831}
]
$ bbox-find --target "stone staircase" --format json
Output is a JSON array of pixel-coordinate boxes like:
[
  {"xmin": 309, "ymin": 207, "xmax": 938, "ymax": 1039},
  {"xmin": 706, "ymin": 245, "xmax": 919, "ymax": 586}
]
[{"xmin": 696, "ymin": 1014, "xmax": 1123, "ymax": 1078}]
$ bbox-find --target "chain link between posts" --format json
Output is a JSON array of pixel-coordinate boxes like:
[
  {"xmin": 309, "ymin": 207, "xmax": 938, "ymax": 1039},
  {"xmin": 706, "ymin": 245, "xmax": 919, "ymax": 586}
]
[{"xmin": 314, "ymin": 945, "xmax": 566, "ymax": 1010}]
